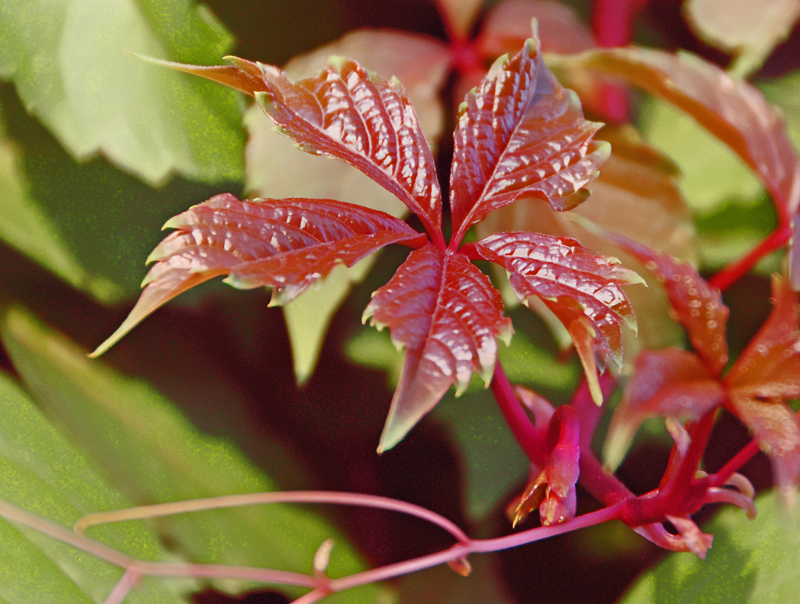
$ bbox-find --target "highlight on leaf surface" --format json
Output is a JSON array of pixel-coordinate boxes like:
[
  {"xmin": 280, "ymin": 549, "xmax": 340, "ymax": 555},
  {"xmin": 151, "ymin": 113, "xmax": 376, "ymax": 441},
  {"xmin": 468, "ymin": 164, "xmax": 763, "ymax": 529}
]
[
  {"xmin": 449, "ymin": 35, "xmax": 610, "ymax": 244},
  {"xmin": 465, "ymin": 231, "xmax": 642, "ymax": 403},
  {"xmin": 92, "ymin": 194, "xmax": 425, "ymax": 356},
  {"xmin": 364, "ymin": 245, "xmax": 512, "ymax": 452}
]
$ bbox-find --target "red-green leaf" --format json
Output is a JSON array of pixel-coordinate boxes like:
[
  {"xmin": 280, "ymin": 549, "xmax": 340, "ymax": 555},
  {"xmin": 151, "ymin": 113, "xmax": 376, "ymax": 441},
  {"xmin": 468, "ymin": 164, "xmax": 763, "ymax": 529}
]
[
  {"xmin": 467, "ymin": 231, "xmax": 640, "ymax": 403},
  {"xmin": 449, "ymin": 36, "xmax": 610, "ymax": 244},
  {"xmin": 253, "ymin": 57, "xmax": 444, "ymax": 243},
  {"xmin": 92, "ymin": 194, "xmax": 425, "ymax": 356},
  {"xmin": 603, "ymin": 348, "xmax": 725, "ymax": 469},
  {"xmin": 726, "ymin": 275, "xmax": 800, "ymax": 398},
  {"xmin": 363, "ymin": 244, "xmax": 512, "ymax": 451},
  {"xmin": 609, "ymin": 234, "xmax": 729, "ymax": 377}
]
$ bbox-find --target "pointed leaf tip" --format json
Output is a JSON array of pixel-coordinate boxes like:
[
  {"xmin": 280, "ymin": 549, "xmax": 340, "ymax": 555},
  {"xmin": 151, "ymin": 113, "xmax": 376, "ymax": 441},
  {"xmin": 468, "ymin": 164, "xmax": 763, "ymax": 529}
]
[
  {"xmin": 93, "ymin": 195, "xmax": 423, "ymax": 355},
  {"xmin": 368, "ymin": 245, "xmax": 510, "ymax": 450}
]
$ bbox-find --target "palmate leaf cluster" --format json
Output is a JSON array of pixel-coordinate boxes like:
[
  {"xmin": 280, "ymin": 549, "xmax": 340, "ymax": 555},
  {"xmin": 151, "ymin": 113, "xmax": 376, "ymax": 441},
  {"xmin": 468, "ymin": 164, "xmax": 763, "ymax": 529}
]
[{"xmin": 1, "ymin": 1, "xmax": 800, "ymax": 603}]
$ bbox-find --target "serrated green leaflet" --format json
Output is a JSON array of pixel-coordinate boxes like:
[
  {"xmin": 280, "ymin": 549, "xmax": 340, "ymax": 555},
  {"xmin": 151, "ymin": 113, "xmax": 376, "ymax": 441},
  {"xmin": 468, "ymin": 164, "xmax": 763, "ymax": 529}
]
[
  {"xmin": 0, "ymin": 305, "xmax": 392, "ymax": 603},
  {"xmin": 619, "ymin": 491, "xmax": 800, "ymax": 604},
  {"xmin": 0, "ymin": 370, "xmax": 188, "ymax": 603},
  {"xmin": 0, "ymin": 0, "xmax": 244, "ymax": 184}
]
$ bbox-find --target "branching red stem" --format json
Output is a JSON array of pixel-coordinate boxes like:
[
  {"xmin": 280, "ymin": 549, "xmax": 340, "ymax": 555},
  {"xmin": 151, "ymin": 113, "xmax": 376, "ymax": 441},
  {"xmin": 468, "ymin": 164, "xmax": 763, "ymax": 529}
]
[{"xmin": 710, "ymin": 224, "xmax": 793, "ymax": 291}]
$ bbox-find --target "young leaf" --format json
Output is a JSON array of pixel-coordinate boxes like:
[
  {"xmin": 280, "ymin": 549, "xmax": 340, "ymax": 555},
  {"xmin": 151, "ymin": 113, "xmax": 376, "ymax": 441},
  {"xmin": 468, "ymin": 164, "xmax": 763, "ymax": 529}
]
[
  {"xmin": 364, "ymin": 244, "xmax": 512, "ymax": 451},
  {"xmin": 449, "ymin": 36, "xmax": 610, "ymax": 243},
  {"xmin": 608, "ymin": 234, "xmax": 729, "ymax": 377},
  {"xmin": 724, "ymin": 276, "xmax": 800, "ymax": 504},
  {"xmin": 253, "ymin": 57, "xmax": 444, "ymax": 242},
  {"xmin": 603, "ymin": 348, "xmax": 725, "ymax": 470},
  {"xmin": 92, "ymin": 194, "xmax": 425, "ymax": 356},
  {"xmin": 466, "ymin": 231, "xmax": 641, "ymax": 403},
  {"xmin": 243, "ymin": 29, "xmax": 451, "ymax": 383}
]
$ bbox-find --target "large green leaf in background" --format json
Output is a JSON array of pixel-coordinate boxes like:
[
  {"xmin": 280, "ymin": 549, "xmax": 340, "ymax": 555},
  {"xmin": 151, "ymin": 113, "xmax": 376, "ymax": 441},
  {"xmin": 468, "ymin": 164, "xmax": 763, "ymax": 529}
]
[
  {"xmin": 0, "ymin": 370, "xmax": 188, "ymax": 603},
  {"xmin": 620, "ymin": 491, "xmax": 800, "ymax": 604},
  {"xmin": 0, "ymin": 0, "xmax": 244, "ymax": 185},
  {"xmin": 0, "ymin": 304, "xmax": 391, "ymax": 603}
]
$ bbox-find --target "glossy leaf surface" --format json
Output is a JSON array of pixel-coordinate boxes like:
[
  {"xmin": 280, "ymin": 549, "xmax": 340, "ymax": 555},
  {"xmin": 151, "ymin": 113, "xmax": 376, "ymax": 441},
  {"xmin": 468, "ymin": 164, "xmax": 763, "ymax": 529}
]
[
  {"xmin": 467, "ymin": 231, "xmax": 640, "ymax": 402},
  {"xmin": 93, "ymin": 194, "xmax": 424, "ymax": 356},
  {"xmin": 364, "ymin": 245, "xmax": 511, "ymax": 451},
  {"xmin": 253, "ymin": 57, "xmax": 444, "ymax": 240},
  {"xmin": 449, "ymin": 37, "xmax": 610, "ymax": 242},
  {"xmin": 610, "ymin": 234, "xmax": 729, "ymax": 376},
  {"xmin": 244, "ymin": 29, "xmax": 450, "ymax": 383}
]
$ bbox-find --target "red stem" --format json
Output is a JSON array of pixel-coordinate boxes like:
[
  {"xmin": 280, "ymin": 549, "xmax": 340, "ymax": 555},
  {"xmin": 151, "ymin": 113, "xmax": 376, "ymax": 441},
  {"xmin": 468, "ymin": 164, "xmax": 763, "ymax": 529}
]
[
  {"xmin": 710, "ymin": 439, "xmax": 762, "ymax": 486},
  {"xmin": 709, "ymin": 224, "xmax": 793, "ymax": 291}
]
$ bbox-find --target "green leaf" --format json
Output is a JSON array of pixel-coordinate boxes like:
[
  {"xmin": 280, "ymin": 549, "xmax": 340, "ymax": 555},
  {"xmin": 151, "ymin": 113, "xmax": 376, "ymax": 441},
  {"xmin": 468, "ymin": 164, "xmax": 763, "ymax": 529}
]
[
  {"xmin": 0, "ymin": 0, "xmax": 244, "ymax": 184},
  {"xmin": 619, "ymin": 491, "xmax": 800, "ymax": 604},
  {"xmin": 0, "ymin": 85, "xmax": 236, "ymax": 304},
  {"xmin": 0, "ymin": 304, "xmax": 391, "ymax": 603},
  {"xmin": 684, "ymin": 0, "xmax": 800, "ymax": 77},
  {"xmin": 0, "ymin": 370, "xmax": 188, "ymax": 603},
  {"xmin": 244, "ymin": 29, "xmax": 450, "ymax": 382}
]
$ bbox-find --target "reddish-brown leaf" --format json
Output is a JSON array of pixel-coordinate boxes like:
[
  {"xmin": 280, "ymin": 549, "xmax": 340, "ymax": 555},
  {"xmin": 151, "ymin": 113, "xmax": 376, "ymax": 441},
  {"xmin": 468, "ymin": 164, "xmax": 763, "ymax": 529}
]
[
  {"xmin": 603, "ymin": 348, "xmax": 725, "ymax": 469},
  {"xmin": 363, "ymin": 244, "xmax": 512, "ymax": 451},
  {"xmin": 466, "ymin": 231, "xmax": 640, "ymax": 403},
  {"xmin": 253, "ymin": 57, "xmax": 444, "ymax": 243},
  {"xmin": 609, "ymin": 234, "xmax": 729, "ymax": 377},
  {"xmin": 449, "ymin": 36, "xmax": 610, "ymax": 244},
  {"xmin": 726, "ymin": 275, "xmax": 800, "ymax": 398},
  {"xmin": 91, "ymin": 194, "xmax": 425, "ymax": 356},
  {"xmin": 724, "ymin": 276, "xmax": 800, "ymax": 505},
  {"xmin": 573, "ymin": 47, "xmax": 800, "ymax": 227}
]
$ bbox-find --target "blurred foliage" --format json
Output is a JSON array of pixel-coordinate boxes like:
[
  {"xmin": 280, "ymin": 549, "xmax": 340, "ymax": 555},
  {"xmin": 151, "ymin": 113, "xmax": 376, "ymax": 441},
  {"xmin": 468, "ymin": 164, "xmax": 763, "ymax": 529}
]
[{"xmin": 0, "ymin": 1, "xmax": 798, "ymax": 603}]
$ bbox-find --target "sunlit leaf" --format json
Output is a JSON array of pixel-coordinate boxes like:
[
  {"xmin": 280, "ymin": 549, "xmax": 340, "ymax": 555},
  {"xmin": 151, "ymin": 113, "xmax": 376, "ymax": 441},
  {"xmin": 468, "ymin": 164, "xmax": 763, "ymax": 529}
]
[
  {"xmin": 603, "ymin": 348, "xmax": 724, "ymax": 469},
  {"xmin": 450, "ymin": 36, "xmax": 610, "ymax": 242},
  {"xmin": 251, "ymin": 57, "xmax": 444, "ymax": 241},
  {"xmin": 608, "ymin": 234, "xmax": 729, "ymax": 376},
  {"xmin": 477, "ymin": 124, "xmax": 696, "ymax": 358},
  {"xmin": 476, "ymin": 0, "xmax": 595, "ymax": 57},
  {"xmin": 1, "ymin": 305, "xmax": 388, "ymax": 602},
  {"xmin": 467, "ymin": 231, "xmax": 641, "ymax": 403},
  {"xmin": 244, "ymin": 29, "xmax": 451, "ymax": 383},
  {"xmin": 92, "ymin": 194, "xmax": 424, "ymax": 356},
  {"xmin": 572, "ymin": 47, "xmax": 800, "ymax": 230},
  {"xmin": 364, "ymin": 244, "xmax": 512, "ymax": 451},
  {"xmin": 0, "ymin": 369, "xmax": 187, "ymax": 604},
  {"xmin": 684, "ymin": 0, "xmax": 800, "ymax": 77},
  {"xmin": 0, "ymin": 0, "xmax": 244, "ymax": 184}
]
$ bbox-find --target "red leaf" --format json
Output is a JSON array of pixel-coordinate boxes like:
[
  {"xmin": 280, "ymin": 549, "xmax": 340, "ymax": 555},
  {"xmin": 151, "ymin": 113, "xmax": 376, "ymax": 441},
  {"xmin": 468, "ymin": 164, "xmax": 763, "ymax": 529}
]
[
  {"xmin": 449, "ymin": 36, "xmax": 610, "ymax": 244},
  {"xmin": 363, "ymin": 244, "xmax": 512, "ymax": 451},
  {"xmin": 574, "ymin": 47, "xmax": 800, "ymax": 226},
  {"xmin": 726, "ymin": 275, "xmax": 800, "ymax": 399},
  {"xmin": 609, "ymin": 234, "xmax": 729, "ymax": 377},
  {"xmin": 466, "ymin": 231, "xmax": 640, "ymax": 403},
  {"xmin": 91, "ymin": 194, "xmax": 424, "ymax": 356},
  {"xmin": 253, "ymin": 57, "xmax": 444, "ymax": 243},
  {"xmin": 603, "ymin": 348, "xmax": 725, "ymax": 469}
]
